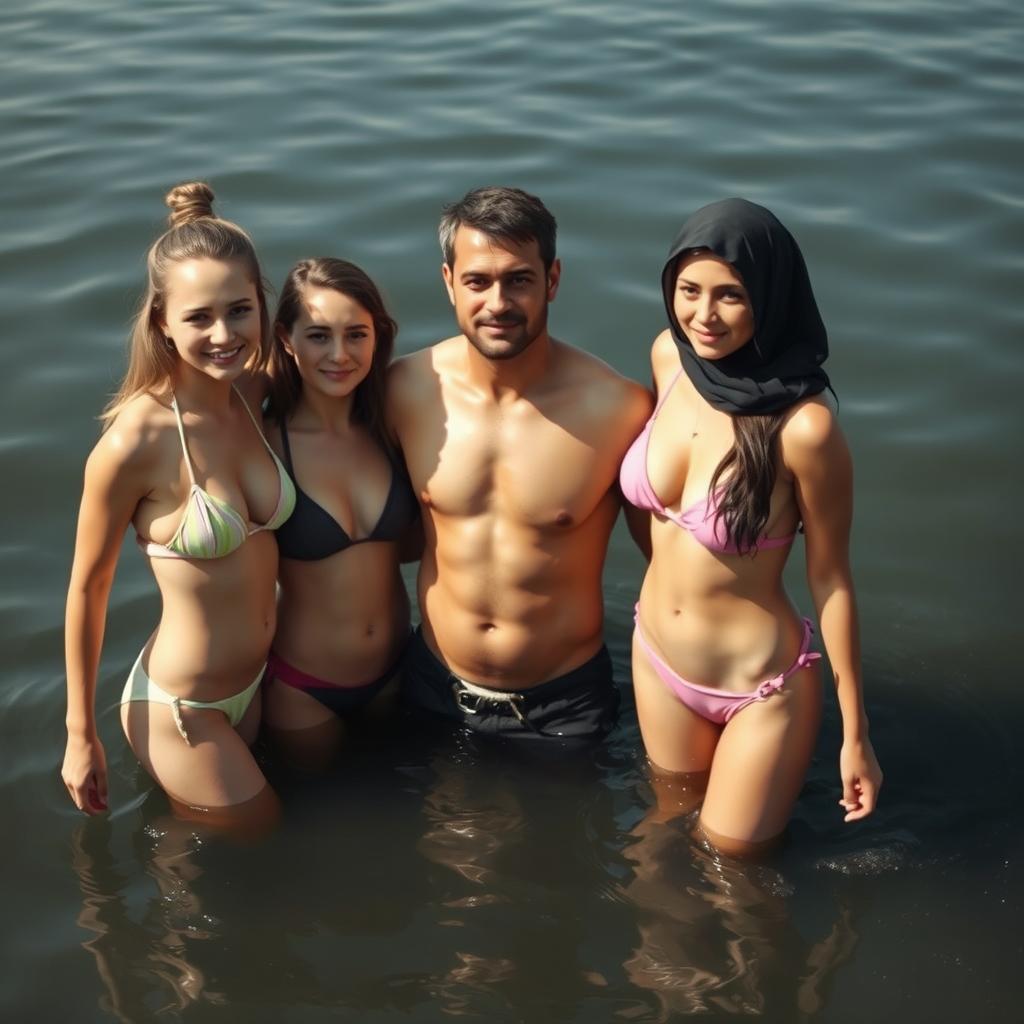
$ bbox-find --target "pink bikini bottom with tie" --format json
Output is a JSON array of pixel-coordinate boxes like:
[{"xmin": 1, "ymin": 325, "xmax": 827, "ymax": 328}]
[{"xmin": 633, "ymin": 607, "xmax": 821, "ymax": 725}]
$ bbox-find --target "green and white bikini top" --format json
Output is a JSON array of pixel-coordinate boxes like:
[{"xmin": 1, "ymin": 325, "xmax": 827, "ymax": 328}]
[{"xmin": 139, "ymin": 387, "xmax": 296, "ymax": 560}]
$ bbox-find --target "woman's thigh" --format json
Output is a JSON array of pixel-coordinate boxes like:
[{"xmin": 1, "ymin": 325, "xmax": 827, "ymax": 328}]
[
  {"xmin": 698, "ymin": 665, "xmax": 823, "ymax": 851},
  {"xmin": 121, "ymin": 699, "xmax": 271, "ymax": 813},
  {"xmin": 632, "ymin": 630, "xmax": 721, "ymax": 774}
]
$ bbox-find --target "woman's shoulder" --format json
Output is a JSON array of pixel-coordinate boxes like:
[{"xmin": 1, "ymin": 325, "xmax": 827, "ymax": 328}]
[
  {"xmin": 780, "ymin": 392, "xmax": 847, "ymax": 469},
  {"xmin": 783, "ymin": 392, "xmax": 838, "ymax": 437},
  {"xmin": 650, "ymin": 330, "xmax": 683, "ymax": 389},
  {"xmin": 96, "ymin": 392, "xmax": 176, "ymax": 470},
  {"xmin": 651, "ymin": 328, "xmax": 678, "ymax": 365}
]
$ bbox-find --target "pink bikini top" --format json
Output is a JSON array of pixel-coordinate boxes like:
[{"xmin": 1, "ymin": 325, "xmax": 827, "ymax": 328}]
[{"xmin": 620, "ymin": 371, "xmax": 796, "ymax": 555}]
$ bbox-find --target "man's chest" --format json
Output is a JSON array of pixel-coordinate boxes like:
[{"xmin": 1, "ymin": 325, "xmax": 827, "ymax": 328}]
[{"xmin": 405, "ymin": 406, "xmax": 615, "ymax": 529}]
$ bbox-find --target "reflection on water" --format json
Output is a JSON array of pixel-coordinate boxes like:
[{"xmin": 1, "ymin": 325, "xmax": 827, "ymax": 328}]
[
  {"xmin": 419, "ymin": 745, "xmax": 525, "ymax": 894},
  {"xmin": 70, "ymin": 814, "xmax": 223, "ymax": 1020},
  {"xmin": 412, "ymin": 730, "xmax": 868, "ymax": 1021},
  {"xmin": 59, "ymin": 689, "xmax": 1023, "ymax": 1020},
  {"xmin": 415, "ymin": 733, "xmax": 627, "ymax": 1019},
  {"xmin": 623, "ymin": 818, "xmax": 858, "ymax": 1020}
]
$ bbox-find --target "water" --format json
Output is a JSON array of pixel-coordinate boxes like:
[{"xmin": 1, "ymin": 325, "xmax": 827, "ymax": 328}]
[{"xmin": 2, "ymin": 0, "xmax": 1022, "ymax": 1020}]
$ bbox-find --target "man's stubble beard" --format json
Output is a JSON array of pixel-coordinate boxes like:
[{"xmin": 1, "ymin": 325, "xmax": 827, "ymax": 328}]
[{"xmin": 464, "ymin": 308, "xmax": 549, "ymax": 362}]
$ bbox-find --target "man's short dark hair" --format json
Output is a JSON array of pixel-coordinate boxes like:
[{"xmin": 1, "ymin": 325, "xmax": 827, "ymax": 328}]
[{"xmin": 439, "ymin": 186, "xmax": 558, "ymax": 271}]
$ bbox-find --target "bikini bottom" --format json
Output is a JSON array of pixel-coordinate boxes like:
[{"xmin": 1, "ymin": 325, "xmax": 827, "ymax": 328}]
[
  {"xmin": 120, "ymin": 649, "xmax": 264, "ymax": 745},
  {"xmin": 265, "ymin": 643, "xmax": 407, "ymax": 718},
  {"xmin": 633, "ymin": 609, "xmax": 821, "ymax": 725}
]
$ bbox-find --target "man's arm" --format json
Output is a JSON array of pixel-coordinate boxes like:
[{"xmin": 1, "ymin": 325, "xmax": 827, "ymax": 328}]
[
  {"xmin": 621, "ymin": 490, "xmax": 652, "ymax": 561},
  {"xmin": 613, "ymin": 374, "xmax": 655, "ymax": 559}
]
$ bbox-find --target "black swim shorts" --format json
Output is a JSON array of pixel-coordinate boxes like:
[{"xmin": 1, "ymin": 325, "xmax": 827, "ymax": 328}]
[{"xmin": 401, "ymin": 627, "xmax": 620, "ymax": 742}]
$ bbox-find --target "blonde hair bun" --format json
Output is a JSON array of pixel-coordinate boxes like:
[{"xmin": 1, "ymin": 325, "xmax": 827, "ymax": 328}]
[{"xmin": 165, "ymin": 181, "xmax": 216, "ymax": 228}]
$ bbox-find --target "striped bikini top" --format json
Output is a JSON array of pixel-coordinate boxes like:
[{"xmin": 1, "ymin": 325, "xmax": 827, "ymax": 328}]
[{"xmin": 140, "ymin": 388, "xmax": 296, "ymax": 560}]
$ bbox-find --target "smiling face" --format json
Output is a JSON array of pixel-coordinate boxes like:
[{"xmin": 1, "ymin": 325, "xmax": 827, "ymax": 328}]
[
  {"xmin": 672, "ymin": 252, "xmax": 755, "ymax": 360},
  {"xmin": 442, "ymin": 226, "xmax": 560, "ymax": 360},
  {"xmin": 160, "ymin": 258, "xmax": 261, "ymax": 381},
  {"xmin": 278, "ymin": 285, "xmax": 376, "ymax": 399}
]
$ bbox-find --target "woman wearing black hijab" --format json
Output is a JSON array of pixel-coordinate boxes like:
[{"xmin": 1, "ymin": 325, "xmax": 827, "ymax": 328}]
[{"xmin": 620, "ymin": 199, "xmax": 881, "ymax": 855}]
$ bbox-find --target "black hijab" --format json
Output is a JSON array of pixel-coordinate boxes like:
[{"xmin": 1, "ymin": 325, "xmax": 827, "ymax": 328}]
[{"xmin": 661, "ymin": 198, "xmax": 831, "ymax": 415}]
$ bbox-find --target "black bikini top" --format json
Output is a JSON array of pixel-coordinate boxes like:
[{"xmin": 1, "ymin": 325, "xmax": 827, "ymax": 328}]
[{"xmin": 274, "ymin": 419, "xmax": 419, "ymax": 561}]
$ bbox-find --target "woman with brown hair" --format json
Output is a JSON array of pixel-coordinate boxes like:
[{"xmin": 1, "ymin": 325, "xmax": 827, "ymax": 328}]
[
  {"xmin": 621, "ymin": 199, "xmax": 882, "ymax": 855},
  {"xmin": 262, "ymin": 258, "xmax": 419, "ymax": 769},
  {"xmin": 62, "ymin": 182, "xmax": 293, "ymax": 829}
]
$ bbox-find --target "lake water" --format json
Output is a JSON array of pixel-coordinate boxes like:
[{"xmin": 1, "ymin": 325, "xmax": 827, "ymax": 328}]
[{"xmin": 2, "ymin": 0, "xmax": 1021, "ymax": 1020}]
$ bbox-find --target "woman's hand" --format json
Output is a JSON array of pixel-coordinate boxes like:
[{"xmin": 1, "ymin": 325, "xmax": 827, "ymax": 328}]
[
  {"xmin": 62, "ymin": 732, "xmax": 109, "ymax": 814},
  {"xmin": 838, "ymin": 738, "xmax": 882, "ymax": 822}
]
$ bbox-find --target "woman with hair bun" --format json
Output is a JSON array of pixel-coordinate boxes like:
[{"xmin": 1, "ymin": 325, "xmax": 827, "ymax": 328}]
[
  {"xmin": 261, "ymin": 258, "xmax": 419, "ymax": 770},
  {"xmin": 621, "ymin": 198, "xmax": 882, "ymax": 856},
  {"xmin": 62, "ymin": 181, "xmax": 293, "ymax": 829}
]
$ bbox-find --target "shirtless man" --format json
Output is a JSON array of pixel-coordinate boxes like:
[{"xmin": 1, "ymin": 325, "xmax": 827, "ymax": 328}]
[{"xmin": 388, "ymin": 186, "xmax": 652, "ymax": 741}]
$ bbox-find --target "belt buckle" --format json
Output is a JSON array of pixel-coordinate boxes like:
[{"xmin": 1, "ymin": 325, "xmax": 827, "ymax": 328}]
[{"xmin": 452, "ymin": 681, "xmax": 481, "ymax": 715}]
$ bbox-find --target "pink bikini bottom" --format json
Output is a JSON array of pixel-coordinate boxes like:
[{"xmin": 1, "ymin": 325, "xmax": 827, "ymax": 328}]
[{"xmin": 633, "ymin": 608, "xmax": 821, "ymax": 725}]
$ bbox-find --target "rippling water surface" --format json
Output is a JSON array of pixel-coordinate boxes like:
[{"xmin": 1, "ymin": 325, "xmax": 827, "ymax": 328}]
[{"xmin": 2, "ymin": 1, "xmax": 1021, "ymax": 1021}]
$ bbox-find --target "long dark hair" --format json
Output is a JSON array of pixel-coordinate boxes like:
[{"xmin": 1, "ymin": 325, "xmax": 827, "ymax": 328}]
[
  {"xmin": 709, "ymin": 412, "xmax": 787, "ymax": 555},
  {"xmin": 266, "ymin": 258, "xmax": 397, "ymax": 452}
]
